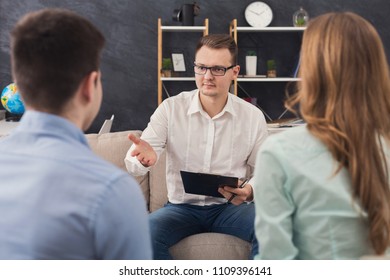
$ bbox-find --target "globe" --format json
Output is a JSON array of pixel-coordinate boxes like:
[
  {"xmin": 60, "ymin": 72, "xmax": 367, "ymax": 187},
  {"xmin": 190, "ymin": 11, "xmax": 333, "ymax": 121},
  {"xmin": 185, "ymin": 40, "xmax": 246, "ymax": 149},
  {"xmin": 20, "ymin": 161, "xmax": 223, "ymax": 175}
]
[{"xmin": 1, "ymin": 83, "xmax": 25, "ymax": 115}]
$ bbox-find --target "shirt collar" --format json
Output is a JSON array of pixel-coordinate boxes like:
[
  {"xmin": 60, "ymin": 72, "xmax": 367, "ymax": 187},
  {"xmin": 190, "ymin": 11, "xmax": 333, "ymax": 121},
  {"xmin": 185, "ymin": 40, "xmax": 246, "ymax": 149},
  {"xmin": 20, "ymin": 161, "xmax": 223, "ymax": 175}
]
[
  {"xmin": 187, "ymin": 90, "xmax": 237, "ymax": 117},
  {"xmin": 16, "ymin": 110, "xmax": 88, "ymax": 146}
]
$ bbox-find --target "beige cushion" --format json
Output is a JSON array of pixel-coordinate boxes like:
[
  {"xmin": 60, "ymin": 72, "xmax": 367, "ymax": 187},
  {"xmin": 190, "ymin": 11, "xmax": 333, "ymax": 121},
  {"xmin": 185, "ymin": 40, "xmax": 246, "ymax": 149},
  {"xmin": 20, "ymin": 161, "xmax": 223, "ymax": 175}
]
[
  {"xmin": 85, "ymin": 130, "xmax": 150, "ymax": 207},
  {"xmin": 85, "ymin": 130, "xmax": 137, "ymax": 171},
  {"xmin": 169, "ymin": 233, "xmax": 251, "ymax": 260},
  {"xmin": 360, "ymin": 255, "xmax": 390, "ymax": 259},
  {"xmin": 149, "ymin": 150, "xmax": 168, "ymax": 212}
]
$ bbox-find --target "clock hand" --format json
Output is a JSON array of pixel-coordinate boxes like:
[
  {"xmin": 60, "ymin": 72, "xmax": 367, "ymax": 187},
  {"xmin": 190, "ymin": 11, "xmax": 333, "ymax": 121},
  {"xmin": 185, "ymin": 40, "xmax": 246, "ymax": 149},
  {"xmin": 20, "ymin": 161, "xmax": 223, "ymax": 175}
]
[{"xmin": 249, "ymin": 9, "xmax": 260, "ymax": 16}]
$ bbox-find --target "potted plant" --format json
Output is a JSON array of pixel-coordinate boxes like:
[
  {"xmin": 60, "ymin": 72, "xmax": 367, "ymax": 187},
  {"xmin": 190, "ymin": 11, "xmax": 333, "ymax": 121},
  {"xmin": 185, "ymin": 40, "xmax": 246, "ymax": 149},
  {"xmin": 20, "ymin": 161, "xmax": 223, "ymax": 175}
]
[
  {"xmin": 245, "ymin": 50, "xmax": 257, "ymax": 76},
  {"xmin": 161, "ymin": 58, "xmax": 172, "ymax": 77},
  {"xmin": 267, "ymin": 59, "xmax": 277, "ymax": 78}
]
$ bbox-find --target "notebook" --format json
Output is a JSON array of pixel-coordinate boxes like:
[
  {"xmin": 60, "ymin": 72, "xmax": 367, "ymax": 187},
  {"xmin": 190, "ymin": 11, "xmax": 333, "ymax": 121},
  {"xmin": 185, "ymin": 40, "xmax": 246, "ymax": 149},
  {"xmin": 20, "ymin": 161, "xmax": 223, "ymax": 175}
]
[{"xmin": 180, "ymin": 170, "xmax": 238, "ymax": 198}]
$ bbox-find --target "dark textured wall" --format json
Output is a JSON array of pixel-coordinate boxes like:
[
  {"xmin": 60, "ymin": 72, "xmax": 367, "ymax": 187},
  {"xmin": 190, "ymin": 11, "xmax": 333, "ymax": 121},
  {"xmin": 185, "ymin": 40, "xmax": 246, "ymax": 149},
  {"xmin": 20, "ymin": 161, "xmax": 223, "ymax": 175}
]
[{"xmin": 1, "ymin": 0, "xmax": 389, "ymax": 132}]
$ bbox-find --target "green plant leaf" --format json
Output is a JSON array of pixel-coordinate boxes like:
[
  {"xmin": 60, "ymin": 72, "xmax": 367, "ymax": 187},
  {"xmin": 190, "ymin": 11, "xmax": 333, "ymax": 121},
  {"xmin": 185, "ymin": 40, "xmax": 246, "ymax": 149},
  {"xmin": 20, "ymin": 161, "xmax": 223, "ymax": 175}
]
[{"xmin": 162, "ymin": 58, "xmax": 172, "ymax": 70}]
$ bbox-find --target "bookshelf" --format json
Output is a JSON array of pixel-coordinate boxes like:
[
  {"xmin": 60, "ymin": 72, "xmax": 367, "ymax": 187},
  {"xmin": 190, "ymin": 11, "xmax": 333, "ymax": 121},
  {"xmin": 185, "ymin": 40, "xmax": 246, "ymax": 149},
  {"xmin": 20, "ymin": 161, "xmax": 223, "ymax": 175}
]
[
  {"xmin": 229, "ymin": 19, "xmax": 304, "ymax": 121},
  {"xmin": 157, "ymin": 18, "xmax": 208, "ymax": 105}
]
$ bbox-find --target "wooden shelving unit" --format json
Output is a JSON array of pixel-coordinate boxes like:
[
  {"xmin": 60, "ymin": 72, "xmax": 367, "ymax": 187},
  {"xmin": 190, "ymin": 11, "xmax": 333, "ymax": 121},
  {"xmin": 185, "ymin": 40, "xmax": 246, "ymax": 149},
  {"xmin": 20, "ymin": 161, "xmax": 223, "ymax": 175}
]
[
  {"xmin": 157, "ymin": 18, "xmax": 208, "ymax": 105},
  {"xmin": 229, "ymin": 19, "xmax": 304, "ymax": 96}
]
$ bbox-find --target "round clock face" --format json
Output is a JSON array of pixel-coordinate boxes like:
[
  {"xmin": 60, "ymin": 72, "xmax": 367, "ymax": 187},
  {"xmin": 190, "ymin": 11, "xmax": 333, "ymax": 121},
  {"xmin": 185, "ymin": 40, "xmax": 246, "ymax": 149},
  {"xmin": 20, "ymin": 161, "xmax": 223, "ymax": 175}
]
[{"xmin": 245, "ymin": 2, "xmax": 273, "ymax": 27}]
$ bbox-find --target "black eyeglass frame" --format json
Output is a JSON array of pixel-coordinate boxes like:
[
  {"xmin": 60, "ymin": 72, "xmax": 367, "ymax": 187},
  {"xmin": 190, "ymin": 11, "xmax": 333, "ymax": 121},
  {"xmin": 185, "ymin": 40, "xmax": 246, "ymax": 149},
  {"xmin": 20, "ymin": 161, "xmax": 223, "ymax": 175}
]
[{"xmin": 193, "ymin": 63, "xmax": 236, "ymax": 76}]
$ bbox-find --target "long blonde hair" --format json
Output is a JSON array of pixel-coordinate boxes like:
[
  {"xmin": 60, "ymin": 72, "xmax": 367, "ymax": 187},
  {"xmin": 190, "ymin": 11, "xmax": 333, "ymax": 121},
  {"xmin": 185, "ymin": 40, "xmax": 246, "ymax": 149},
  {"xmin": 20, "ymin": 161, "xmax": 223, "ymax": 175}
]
[{"xmin": 287, "ymin": 12, "xmax": 390, "ymax": 254}]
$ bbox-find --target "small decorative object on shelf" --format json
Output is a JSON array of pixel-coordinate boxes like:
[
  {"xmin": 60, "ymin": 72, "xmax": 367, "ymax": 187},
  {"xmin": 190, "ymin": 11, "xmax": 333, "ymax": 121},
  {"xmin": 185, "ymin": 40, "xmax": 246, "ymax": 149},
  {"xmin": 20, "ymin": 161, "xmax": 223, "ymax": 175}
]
[
  {"xmin": 172, "ymin": 1, "xmax": 200, "ymax": 26},
  {"xmin": 1, "ymin": 82, "xmax": 25, "ymax": 121},
  {"xmin": 161, "ymin": 58, "xmax": 172, "ymax": 77},
  {"xmin": 267, "ymin": 59, "xmax": 276, "ymax": 78},
  {"xmin": 172, "ymin": 53, "xmax": 186, "ymax": 72},
  {"xmin": 245, "ymin": 50, "xmax": 257, "ymax": 76},
  {"xmin": 293, "ymin": 7, "xmax": 309, "ymax": 27}
]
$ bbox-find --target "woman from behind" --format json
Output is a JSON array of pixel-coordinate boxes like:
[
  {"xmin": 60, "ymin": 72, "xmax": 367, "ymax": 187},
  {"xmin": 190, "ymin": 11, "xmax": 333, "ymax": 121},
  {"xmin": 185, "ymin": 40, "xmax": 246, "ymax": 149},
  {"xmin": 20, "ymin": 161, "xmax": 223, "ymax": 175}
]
[{"xmin": 254, "ymin": 12, "xmax": 390, "ymax": 259}]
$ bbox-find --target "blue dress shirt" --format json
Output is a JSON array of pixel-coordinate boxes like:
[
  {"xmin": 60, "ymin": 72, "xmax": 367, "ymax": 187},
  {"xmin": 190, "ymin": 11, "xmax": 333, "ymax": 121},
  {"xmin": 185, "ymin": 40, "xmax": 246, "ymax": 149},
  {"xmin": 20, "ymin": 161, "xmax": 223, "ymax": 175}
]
[
  {"xmin": 0, "ymin": 111, "xmax": 152, "ymax": 259},
  {"xmin": 254, "ymin": 125, "xmax": 390, "ymax": 259}
]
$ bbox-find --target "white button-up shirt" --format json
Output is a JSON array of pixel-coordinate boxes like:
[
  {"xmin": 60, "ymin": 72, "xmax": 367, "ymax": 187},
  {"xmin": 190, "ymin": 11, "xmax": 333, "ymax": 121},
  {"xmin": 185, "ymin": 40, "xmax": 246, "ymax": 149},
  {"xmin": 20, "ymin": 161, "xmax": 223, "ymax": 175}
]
[{"xmin": 125, "ymin": 89, "xmax": 268, "ymax": 206}]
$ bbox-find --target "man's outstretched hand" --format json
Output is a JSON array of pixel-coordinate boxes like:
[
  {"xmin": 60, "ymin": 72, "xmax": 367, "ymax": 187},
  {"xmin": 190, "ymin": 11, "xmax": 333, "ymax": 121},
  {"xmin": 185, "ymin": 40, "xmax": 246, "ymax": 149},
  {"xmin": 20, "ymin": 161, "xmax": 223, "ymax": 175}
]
[{"xmin": 128, "ymin": 134, "xmax": 157, "ymax": 167}]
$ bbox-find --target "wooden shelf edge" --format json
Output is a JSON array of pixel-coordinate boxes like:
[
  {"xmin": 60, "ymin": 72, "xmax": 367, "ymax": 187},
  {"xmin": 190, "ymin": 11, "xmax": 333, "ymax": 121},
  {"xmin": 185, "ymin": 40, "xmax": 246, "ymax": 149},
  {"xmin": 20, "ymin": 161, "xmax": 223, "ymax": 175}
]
[
  {"xmin": 161, "ymin": 26, "xmax": 207, "ymax": 32},
  {"xmin": 233, "ymin": 26, "xmax": 306, "ymax": 32},
  {"xmin": 237, "ymin": 77, "xmax": 301, "ymax": 82},
  {"xmin": 161, "ymin": 77, "xmax": 196, "ymax": 81}
]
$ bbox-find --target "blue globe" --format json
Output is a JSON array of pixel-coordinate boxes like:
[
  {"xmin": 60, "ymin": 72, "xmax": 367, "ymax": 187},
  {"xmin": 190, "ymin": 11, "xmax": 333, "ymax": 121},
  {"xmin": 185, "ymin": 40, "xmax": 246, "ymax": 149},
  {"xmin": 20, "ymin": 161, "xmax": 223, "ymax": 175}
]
[{"xmin": 1, "ymin": 83, "xmax": 25, "ymax": 115}]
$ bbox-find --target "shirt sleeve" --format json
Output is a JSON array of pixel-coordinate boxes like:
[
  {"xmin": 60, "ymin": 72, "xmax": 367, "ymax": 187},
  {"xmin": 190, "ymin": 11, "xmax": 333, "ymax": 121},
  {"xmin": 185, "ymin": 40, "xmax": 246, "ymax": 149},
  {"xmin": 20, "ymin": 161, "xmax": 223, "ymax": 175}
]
[
  {"xmin": 253, "ymin": 138, "xmax": 298, "ymax": 259},
  {"xmin": 125, "ymin": 101, "xmax": 169, "ymax": 176},
  {"xmin": 93, "ymin": 174, "xmax": 152, "ymax": 260}
]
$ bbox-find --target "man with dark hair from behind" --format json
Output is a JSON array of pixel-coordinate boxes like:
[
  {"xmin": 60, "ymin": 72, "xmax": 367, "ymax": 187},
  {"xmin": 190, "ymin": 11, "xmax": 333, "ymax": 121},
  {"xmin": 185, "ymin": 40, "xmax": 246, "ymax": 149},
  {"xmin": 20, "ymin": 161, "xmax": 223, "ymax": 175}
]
[{"xmin": 0, "ymin": 8, "xmax": 152, "ymax": 260}]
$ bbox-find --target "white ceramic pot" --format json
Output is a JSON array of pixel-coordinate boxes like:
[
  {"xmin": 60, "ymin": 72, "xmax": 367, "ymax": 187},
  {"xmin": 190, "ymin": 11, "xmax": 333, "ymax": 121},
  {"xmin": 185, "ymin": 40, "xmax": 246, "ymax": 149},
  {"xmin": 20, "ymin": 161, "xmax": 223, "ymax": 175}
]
[{"xmin": 246, "ymin": 56, "xmax": 257, "ymax": 76}]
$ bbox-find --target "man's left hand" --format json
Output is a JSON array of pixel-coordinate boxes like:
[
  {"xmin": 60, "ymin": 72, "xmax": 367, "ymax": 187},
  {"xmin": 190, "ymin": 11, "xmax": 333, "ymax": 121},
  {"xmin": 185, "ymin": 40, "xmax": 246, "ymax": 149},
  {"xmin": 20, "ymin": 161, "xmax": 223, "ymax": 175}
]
[{"xmin": 218, "ymin": 182, "xmax": 253, "ymax": 205}]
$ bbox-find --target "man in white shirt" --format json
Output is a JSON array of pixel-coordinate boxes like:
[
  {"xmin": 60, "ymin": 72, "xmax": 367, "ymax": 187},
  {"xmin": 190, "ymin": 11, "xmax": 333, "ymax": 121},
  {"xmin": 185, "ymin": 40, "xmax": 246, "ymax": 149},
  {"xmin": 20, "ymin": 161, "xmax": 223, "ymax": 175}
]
[{"xmin": 125, "ymin": 34, "xmax": 268, "ymax": 259}]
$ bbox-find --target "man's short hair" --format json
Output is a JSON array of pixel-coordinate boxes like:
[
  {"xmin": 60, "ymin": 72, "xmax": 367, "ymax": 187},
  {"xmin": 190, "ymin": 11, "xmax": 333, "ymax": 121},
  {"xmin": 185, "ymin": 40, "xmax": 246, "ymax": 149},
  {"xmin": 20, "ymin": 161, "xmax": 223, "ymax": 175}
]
[
  {"xmin": 11, "ymin": 8, "xmax": 105, "ymax": 113},
  {"xmin": 195, "ymin": 34, "xmax": 238, "ymax": 65}
]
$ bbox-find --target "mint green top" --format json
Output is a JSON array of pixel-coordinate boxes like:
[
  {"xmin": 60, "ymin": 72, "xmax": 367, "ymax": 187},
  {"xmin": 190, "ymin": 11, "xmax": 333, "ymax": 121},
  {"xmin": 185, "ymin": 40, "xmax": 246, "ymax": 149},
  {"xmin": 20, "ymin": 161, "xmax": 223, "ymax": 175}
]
[{"xmin": 254, "ymin": 125, "xmax": 390, "ymax": 259}]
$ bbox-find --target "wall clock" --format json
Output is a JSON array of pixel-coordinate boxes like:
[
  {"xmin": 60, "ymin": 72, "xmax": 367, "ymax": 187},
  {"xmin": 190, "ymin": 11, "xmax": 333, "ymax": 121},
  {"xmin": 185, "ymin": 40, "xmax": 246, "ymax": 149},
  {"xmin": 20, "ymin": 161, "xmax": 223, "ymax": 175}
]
[{"xmin": 244, "ymin": 1, "xmax": 273, "ymax": 27}]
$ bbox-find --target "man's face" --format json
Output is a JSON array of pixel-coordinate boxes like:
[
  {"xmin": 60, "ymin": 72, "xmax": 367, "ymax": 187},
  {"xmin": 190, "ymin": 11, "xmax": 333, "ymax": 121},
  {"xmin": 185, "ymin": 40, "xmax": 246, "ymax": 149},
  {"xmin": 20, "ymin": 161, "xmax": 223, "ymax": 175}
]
[{"xmin": 194, "ymin": 46, "xmax": 239, "ymax": 99}]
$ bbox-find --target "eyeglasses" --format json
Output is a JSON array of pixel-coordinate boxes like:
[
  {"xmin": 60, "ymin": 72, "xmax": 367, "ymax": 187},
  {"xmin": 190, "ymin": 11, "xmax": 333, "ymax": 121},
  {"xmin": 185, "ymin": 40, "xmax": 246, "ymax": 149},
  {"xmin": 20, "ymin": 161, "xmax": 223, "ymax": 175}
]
[{"xmin": 193, "ymin": 63, "xmax": 236, "ymax": 76}]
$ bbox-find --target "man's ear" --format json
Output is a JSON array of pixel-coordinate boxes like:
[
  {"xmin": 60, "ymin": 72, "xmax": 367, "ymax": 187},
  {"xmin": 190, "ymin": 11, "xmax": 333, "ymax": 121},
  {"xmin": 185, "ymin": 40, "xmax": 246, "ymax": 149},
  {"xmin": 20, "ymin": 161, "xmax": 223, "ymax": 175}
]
[
  {"xmin": 232, "ymin": 65, "xmax": 240, "ymax": 79},
  {"xmin": 80, "ymin": 71, "xmax": 99, "ymax": 103}
]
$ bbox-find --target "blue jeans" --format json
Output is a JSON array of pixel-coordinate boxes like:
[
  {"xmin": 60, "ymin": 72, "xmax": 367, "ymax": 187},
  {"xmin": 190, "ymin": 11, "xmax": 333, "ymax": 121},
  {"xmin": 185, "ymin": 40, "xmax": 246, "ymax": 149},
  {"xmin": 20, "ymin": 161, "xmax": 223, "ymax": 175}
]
[{"xmin": 149, "ymin": 202, "xmax": 258, "ymax": 259}]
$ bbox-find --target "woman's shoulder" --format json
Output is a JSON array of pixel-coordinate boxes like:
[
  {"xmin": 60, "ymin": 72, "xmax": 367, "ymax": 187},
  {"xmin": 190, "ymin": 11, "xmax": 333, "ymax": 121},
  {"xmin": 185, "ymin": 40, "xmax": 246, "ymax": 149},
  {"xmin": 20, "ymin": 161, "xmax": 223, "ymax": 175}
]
[{"xmin": 262, "ymin": 125, "xmax": 327, "ymax": 155}]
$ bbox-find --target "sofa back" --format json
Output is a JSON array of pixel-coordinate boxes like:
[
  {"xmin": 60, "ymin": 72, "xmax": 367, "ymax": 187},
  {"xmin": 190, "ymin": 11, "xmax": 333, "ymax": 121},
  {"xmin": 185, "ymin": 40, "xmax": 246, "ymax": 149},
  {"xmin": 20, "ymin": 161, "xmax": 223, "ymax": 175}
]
[{"xmin": 86, "ymin": 130, "xmax": 138, "ymax": 171}]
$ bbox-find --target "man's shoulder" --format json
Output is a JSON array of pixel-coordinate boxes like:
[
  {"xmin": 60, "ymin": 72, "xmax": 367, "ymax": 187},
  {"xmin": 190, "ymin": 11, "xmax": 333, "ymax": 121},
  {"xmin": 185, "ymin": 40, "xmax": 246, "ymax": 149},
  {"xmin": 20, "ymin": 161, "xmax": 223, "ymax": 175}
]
[
  {"xmin": 229, "ymin": 94, "xmax": 265, "ymax": 119},
  {"xmin": 262, "ymin": 125, "xmax": 328, "ymax": 156},
  {"xmin": 157, "ymin": 90, "xmax": 197, "ymax": 114},
  {"xmin": 76, "ymin": 147, "xmax": 132, "ymax": 182},
  {"xmin": 230, "ymin": 94, "xmax": 259, "ymax": 110}
]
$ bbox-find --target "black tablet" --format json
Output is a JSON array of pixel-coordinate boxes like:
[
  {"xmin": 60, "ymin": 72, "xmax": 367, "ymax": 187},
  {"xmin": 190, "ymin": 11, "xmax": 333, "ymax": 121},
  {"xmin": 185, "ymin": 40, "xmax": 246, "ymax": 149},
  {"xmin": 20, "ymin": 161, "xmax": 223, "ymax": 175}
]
[{"xmin": 180, "ymin": 170, "xmax": 238, "ymax": 198}]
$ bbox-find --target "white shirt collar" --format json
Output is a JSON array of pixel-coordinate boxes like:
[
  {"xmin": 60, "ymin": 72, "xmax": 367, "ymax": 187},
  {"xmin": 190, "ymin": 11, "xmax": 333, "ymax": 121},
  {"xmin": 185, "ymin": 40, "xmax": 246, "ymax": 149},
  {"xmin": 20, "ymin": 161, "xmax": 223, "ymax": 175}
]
[{"xmin": 187, "ymin": 90, "xmax": 237, "ymax": 118}]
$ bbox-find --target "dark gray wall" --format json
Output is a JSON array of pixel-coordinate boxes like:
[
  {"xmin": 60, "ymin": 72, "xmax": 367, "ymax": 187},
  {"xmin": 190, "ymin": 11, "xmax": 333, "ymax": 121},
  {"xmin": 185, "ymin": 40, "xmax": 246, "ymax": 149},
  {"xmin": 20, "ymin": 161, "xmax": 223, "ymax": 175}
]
[{"xmin": 1, "ymin": 0, "xmax": 390, "ymax": 132}]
